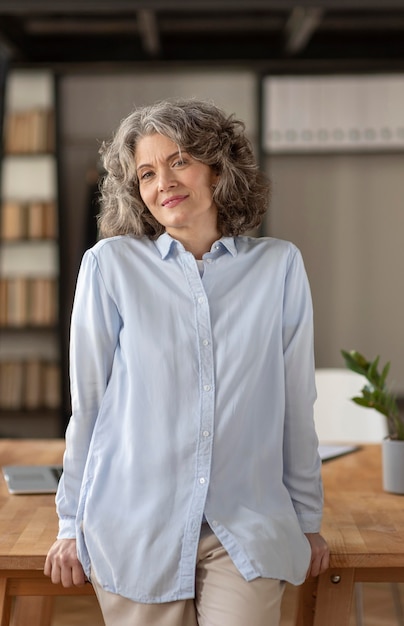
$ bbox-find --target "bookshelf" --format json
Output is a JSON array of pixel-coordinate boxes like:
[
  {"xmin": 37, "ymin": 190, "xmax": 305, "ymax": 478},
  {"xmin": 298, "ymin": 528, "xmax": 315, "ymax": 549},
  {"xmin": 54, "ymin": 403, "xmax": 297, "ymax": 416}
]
[{"xmin": 0, "ymin": 69, "xmax": 62, "ymax": 437}]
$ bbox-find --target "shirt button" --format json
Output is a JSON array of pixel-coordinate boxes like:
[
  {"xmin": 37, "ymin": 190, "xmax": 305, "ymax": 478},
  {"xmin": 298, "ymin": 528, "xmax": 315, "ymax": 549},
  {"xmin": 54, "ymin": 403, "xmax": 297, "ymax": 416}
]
[
  {"xmin": 203, "ymin": 385, "xmax": 211, "ymax": 392},
  {"xmin": 215, "ymin": 245, "xmax": 220, "ymax": 250},
  {"xmin": 212, "ymin": 520, "xmax": 218, "ymax": 527},
  {"xmin": 202, "ymin": 430, "xmax": 210, "ymax": 437},
  {"xmin": 199, "ymin": 477, "xmax": 206, "ymax": 485},
  {"xmin": 202, "ymin": 339, "xmax": 209, "ymax": 346},
  {"xmin": 198, "ymin": 296, "xmax": 205, "ymax": 304},
  {"xmin": 206, "ymin": 258, "xmax": 213, "ymax": 264}
]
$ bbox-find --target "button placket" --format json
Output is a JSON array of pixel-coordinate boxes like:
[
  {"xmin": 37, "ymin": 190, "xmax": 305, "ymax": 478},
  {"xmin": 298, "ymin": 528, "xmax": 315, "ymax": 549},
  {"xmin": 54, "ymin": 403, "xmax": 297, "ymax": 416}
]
[
  {"xmin": 178, "ymin": 252, "xmax": 215, "ymax": 554},
  {"xmin": 193, "ymin": 273, "xmax": 215, "ymax": 498}
]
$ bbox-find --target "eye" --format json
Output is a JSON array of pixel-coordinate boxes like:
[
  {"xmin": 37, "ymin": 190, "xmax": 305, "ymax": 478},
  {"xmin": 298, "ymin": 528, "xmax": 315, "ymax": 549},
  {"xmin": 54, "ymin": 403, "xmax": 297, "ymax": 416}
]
[
  {"xmin": 139, "ymin": 170, "xmax": 154, "ymax": 181},
  {"xmin": 172, "ymin": 157, "xmax": 188, "ymax": 167}
]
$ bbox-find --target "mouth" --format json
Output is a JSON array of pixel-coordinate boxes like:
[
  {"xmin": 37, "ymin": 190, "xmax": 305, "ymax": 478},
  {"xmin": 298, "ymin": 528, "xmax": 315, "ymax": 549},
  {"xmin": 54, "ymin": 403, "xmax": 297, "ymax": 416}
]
[{"xmin": 162, "ymin": 195, "xmax": 188, "ymax": 208}]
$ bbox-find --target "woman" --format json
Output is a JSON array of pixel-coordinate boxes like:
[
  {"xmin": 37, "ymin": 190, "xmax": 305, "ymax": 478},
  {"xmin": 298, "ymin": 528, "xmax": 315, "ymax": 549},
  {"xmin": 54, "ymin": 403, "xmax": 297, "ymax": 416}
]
[{"xmin": 45, "ymin": 98, "xmax": 329, "ymax": 626}]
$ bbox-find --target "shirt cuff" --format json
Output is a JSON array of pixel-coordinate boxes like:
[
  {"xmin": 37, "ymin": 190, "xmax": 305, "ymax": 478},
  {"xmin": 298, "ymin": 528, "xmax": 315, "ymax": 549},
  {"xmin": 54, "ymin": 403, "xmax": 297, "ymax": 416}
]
[
  {"xmin": 296, "ymin": 512, "xmax": 323, "ymax": 534},
  {"xmin": 57, "ymin": 517, "xmax": 77, "ymax": 539}
]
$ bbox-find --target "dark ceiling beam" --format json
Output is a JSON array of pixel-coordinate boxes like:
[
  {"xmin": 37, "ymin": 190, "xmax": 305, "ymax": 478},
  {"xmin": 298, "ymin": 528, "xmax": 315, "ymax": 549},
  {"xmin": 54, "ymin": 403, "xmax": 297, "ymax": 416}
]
[
  {"xmin": 25, "ymin": 15, "xmax": 284, "ymax": 36},
  {"xmin": 284, "ymin": 7, "xmax": 324, "ymax": 55},
  {"xmin": 161, "ymin": 16, "xmax": 284, "ymax": 33},
  {"xmin": 13, "ymin": 55, "xmax": 404, "ymax": 76},
  {"xmin": 323, "ymin": 15, "xmax": 404, "ymax": 29},
  {"xmin": 137, "ymin": 10, "xmax": 160, "ymax": 56},
  {"xmin": 23, "ymin": 12, "xmax": 404, "ymax": 37},
  {"xmin": 25, "ymin": 19, "xmax": 139, "ymax": 35},
  {"xmin": 2, "ymin": 0, "xmax": 404, "ymax": 13}
]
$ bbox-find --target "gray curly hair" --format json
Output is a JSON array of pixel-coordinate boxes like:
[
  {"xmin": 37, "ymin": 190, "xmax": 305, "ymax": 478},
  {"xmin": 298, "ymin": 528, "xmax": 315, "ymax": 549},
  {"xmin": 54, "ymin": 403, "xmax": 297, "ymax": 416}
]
[{"xmin": 98, "ymin": 99, "xmax": 270, "ymax": 239}]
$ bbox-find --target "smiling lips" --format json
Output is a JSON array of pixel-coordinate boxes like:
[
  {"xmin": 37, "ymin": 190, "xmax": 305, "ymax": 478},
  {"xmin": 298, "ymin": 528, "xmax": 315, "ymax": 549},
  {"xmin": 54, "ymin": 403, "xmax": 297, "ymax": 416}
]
[{"xmin": 162, "ymin": 195, "xmax": 188, "ymax": 208}]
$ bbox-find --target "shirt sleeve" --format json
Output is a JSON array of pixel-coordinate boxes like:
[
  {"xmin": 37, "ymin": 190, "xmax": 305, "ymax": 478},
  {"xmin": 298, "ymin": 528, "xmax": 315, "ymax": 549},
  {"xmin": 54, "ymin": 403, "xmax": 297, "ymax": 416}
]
[
  {"xmin": 282, "ymin": 246, "xmax": 323, "ymax": 533},
  {"xmin": 56, "ymin": 248, "xmax": 121, "ymax": 538}
]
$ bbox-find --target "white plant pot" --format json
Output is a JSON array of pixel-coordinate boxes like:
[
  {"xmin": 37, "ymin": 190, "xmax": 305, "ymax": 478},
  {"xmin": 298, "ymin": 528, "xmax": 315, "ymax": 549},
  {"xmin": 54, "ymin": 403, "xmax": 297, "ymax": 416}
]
[{"xmin": 382, "ymin": 438, "xmax": 404, "ymax": 494}]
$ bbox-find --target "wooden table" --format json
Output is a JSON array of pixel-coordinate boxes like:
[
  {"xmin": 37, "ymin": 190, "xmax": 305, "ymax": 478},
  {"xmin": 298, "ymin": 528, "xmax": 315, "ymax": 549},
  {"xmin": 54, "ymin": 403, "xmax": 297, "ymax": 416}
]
[
  {"xmin": 0, "ymin": 439, "xmax": 94, "ymax": 626},
  {"xmin": 1, "ymin": 440, "xmax": 403, "ymax": 626},
  {"xmin": 297, "ymin": 444, "xmax": 404, "ymax": 625}
]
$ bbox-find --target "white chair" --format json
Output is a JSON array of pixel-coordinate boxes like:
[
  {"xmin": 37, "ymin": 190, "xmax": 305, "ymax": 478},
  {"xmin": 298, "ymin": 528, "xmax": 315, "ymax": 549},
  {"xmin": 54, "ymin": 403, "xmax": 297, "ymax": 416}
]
[
  {"xmin": 314, "ymin": 368, "xmax": 403, "ymax": 626},
  {"xmin": 314, "ymin": 368, "xmax": 388, "ymax": 443}
]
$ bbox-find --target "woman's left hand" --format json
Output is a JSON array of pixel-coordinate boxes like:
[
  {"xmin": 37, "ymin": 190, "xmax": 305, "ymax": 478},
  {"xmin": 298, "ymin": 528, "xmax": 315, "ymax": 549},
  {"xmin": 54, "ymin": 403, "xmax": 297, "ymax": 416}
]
[{"xmin": 304, "ymin": 532, "xmax": 330, "ymax": 578}]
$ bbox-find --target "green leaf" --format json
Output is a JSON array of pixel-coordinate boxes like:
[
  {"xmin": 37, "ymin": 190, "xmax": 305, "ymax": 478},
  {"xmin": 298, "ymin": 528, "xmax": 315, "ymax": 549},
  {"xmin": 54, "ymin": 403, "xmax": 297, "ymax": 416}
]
[
  {"xmin": 341, "ymin": 348, "xmax": 403, "ymax": 439},
  {"xmin": 380, "ymin": 361, "xmax": 391, "ymax": 388},
  {"xmin": 368, "ymin": 356, "xmax": 380, "ymax": 385},
  {"xmin": 352, "ymin": 397, "xmax": 373, "ymax": 408},
  {"xmin": 341, "ymin": 349, "xmax": 368, "ymax": 376}
]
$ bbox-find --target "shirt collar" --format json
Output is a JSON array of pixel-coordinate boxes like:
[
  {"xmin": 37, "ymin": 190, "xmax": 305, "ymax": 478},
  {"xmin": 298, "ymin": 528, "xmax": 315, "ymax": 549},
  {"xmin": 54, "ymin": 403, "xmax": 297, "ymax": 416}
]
[{"xmin": 154, "ymin": 232, "xmax": 237, "ymax": 260}]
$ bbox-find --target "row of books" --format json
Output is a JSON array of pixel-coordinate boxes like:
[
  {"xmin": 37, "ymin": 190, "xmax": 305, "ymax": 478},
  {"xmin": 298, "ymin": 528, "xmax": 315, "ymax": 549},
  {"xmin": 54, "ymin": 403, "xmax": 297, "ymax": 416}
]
[
  {"xmin": 0, "ymin": 200, "xmax": 58, "ymax": 240},
  {"xmin": 0, "ymin": 359, "xmax": 60, "ymax": 410},
  {"xmin": 4, "ymin": 108, "xmax": 55, "ymax": 154},
  {"xmin": 0, "ymin": 277, "xmax": 58, "ymax": 327}
]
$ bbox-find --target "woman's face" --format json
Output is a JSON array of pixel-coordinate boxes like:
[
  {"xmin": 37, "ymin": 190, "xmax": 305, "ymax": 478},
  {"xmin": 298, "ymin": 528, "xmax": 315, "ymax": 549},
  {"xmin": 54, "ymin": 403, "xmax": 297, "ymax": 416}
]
[{"xmin": 135, "ymin": 133, "xmax": 219, "ymax": 240}]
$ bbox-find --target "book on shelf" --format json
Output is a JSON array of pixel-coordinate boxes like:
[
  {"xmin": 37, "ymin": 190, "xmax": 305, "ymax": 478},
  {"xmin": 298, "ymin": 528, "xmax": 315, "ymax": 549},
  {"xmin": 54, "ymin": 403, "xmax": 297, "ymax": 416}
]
[
  {"xmin": 42, "ymin": 200, "xmax": 58, "ymax": 239},
  {"xmin": 29, "ymin": 200, "xmax": 58, "ymax": 239},
  {"xmin": 43, "ymin": 361, "xmax": 61, "ymax": 409},
  {"xmin": 0, "ymin": 200, "xmax": 57, "ymax": 240},
  {"xmin": 26, "ymin": 201, "xmax": 43, "ymax": 239},
  {"xmin": 0, "ymin": 279, "xmax": 7, "ymax": 326},
  {"xmin": 0, "ymin": 361, "xmax": 24, "ymax": 410},
  {"xmin": 4, "ymin": 108, "xmax": 55, "ymax": 154},
  {"xmin": 0, "ymin": 201, "xmax": 25, "ymax": 240},
  {"xmin": 24, "ymin": 359, "xmax": 43, "ymax": 410},
  {"xmin": 7, "ymin": 277, "xmax": 28, "ymax": 327},
  {"xmin": 29, "ymin": 277, "xmax": 58, "ymax": 326},
  {"xmin": 0, "ymin": 277, "xmax": 58, "ymax": 327},
  {"xmin": 0, "ymin": 359, "xmax": 61, "ymax": 410}
]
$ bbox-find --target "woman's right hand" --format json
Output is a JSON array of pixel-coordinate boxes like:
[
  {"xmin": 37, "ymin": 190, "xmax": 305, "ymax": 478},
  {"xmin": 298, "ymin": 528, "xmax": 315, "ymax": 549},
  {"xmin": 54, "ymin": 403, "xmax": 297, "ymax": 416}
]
[{"xmin": 44, "ymin": 538, "xmax": 87, "ymax": 587}]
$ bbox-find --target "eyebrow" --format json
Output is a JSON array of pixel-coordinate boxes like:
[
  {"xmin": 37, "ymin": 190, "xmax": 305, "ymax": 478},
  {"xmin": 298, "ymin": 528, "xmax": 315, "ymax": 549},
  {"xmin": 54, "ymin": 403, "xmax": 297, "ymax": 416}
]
[{"xmin": 136, "ymin": 150, "xmax": 184, "ymax": 173}]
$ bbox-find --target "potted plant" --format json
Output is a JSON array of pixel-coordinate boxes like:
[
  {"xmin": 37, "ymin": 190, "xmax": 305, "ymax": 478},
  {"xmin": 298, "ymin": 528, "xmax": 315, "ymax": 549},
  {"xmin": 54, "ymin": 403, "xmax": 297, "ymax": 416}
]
[{"xmin": 341, "ymin": 349, "xmax": 404, "ymax": 494}]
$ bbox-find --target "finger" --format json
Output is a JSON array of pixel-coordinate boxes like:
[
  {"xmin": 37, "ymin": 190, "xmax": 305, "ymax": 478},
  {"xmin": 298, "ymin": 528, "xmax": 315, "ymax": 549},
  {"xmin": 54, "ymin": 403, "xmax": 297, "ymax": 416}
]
[
  {"xmin": 320, "ymin": 549, "xmax": 330, "ymax": 574},
  {"xmin": 72, "ymin": 562, "xmax": 87, "ymax": 587},
  {"xmin": 44, "ymin": 555, "xmax": 51, "ymax": 578},
  {"xmin": 44, "ymin": 552, "xmax": 62, "ymax": 585},
  {"xmin": 60, "ymin": 566, "xmax": 75, "ymax": 588},
  {"xmin": 307, "ymin": 559, "xmax": 318, "ymax": 578},
  {"xmin": 50, "ymin": 563, "xmax": 62, "ymax": 585},
  {"xmin": 311, "ymin": 559, "xmax": 322, "ymax": 577},
  {"xmin": 309, "ymin": 549, "xmax": 329, "ymax": 578}
]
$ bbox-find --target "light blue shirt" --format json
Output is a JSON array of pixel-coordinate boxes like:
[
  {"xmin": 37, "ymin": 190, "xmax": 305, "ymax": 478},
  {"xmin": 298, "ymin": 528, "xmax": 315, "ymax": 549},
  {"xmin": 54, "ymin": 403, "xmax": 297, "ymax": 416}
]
[{"xmin": 56, "ymin": 233, "xmax": 323, "ymax": 603}]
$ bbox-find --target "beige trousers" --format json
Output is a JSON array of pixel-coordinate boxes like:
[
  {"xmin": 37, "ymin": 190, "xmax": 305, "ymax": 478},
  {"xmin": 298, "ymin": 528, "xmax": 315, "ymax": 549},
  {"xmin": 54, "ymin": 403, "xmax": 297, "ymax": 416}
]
[{"xmin": 91, "ymin": 526, "xmax": 285, "ymax": 626}]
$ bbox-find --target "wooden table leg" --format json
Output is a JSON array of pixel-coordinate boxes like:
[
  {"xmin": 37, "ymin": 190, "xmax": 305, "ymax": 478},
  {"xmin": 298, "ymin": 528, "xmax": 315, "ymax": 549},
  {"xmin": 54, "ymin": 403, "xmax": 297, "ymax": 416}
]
[
  {"xmin": 313, "ymin": 568, "xmax": 355, "ymax": 626},
  {"xmin": 0, "ymin": 579, "xmax": 12, "ymax": 626},
  {"xmin": 295, "ymin": 577, "xmax": 318, "ymax": 626}
]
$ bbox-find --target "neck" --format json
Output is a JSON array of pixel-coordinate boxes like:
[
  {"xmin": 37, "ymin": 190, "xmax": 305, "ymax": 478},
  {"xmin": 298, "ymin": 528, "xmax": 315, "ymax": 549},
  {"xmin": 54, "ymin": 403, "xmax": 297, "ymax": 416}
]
[{"xmin": 167, "ymin": 229, "xmax": 221, "ymax": 259}]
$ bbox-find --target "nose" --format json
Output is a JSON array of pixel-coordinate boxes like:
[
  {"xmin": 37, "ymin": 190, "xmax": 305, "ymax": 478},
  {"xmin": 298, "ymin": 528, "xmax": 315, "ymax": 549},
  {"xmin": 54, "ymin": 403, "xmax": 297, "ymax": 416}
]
[{"xmin": 157, "ymin": 168, "xmax": 177, "ymax": 192}]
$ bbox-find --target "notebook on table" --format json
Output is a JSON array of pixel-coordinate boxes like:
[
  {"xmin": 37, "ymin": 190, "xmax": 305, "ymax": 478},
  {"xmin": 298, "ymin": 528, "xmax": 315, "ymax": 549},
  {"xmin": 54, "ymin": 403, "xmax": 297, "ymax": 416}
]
[
  {"xmin": 2, "ymin": 465, "xmax": 63, "ymax": 494},
  {"xmin": 318, "ymin": 444, "xmax": 360, "ymax": 462}
]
